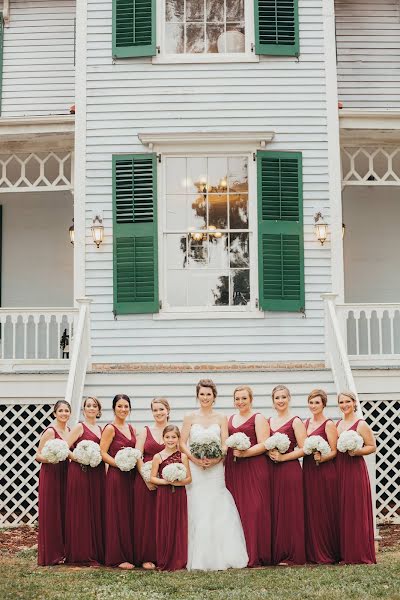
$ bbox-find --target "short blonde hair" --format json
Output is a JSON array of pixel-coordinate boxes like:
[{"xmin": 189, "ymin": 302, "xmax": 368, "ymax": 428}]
[
  {"xmin": 307, "ymin": 389, "xmax": 328, "ymax": 408},
  {"xmin": 271, "ymin": 385, "xmax": 291, "ymax": 403},
  {"xmin": 151, "ymin": 397, "xmax": 171, "ymax": 420},
  {"xmin": 233, "ymin": 385, "xmax": 254, "ymax": 403},
  {"xmin": 338, "ymin": 391, "xmax": 358, "ymax": 412}
]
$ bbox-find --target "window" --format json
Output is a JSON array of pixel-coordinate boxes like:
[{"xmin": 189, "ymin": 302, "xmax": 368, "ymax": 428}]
[{"xmin": 163, "ymin": 155, "xmax": 253, "ymax": 310}]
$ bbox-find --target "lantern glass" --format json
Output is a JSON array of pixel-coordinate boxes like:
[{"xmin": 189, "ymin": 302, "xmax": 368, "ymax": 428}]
[
  {"xmin": 91, "ymin": 223, "xmax": 104, "ymax": 247},
  {"xmin": 315, "ymin": 222, "xmax": 328, "ymax": 245}
]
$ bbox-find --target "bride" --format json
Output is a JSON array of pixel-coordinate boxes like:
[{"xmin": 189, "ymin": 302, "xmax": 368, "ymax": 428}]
[{"xmin": 180, "ymin": 379, "xmax": 248, "ymax": 570}]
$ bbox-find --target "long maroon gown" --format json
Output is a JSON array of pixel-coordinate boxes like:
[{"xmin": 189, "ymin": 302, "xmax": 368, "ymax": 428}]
[
  {"xmin": 336, "ymin": 419, "xmax": 376, "ymax": 564},
  {"xmin": 303, "ymin": 419, "xmax": 340, "ymax": 563},
  {"xmin": 155, "ymin": 451, "xmax": 188, "ymax": 571},
  {"xmin": 225, "ymin": 413, "xmax": 271, "ymax": 566},
  {"xmin": 269, "ymin": 417, "xmax": 306, "ymax": 565},
  {"xmin": 37, "ymin": 427, "xmax": 69, "ymax": 566},
  {"xmin": 65, "ymin": 423, "xmax": 105, "ymax": 565},
  {"xmin": 104, "ymin": 424, "xmax": 136, "ymax": 567},
  {"xmin": 133, "ymin": 427, "xmax": 164, "ymax": 566}
]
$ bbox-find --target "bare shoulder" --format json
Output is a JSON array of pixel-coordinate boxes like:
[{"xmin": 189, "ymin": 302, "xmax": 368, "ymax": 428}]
[
  {"xmin": 293, "ymin": 416, "xmax": 305, "ymax": 428},
  {"xmin": 216, "ymin": 412, "xmax": 227, "ymax": 423},
  {"xmin": 182, "ymin": 413, "xmax": 196, "ymax": 424},
  {"xmin": 255, "ymin": 412, "xmax": 267, "ymax": 424},
  {"xmin": 40, "ymin": 427, "xmax": 55, "ymax": 443},
  {"xmin": 102, "ymin": 424, "xmax": 115, "ymax": 437},
  {"xmin": 325, "ymin": 420, "xmax": 337, "ymax": 433},
  {"xmin": 357, "ymin": 420, "xmax": 373, "ymax": 435}
]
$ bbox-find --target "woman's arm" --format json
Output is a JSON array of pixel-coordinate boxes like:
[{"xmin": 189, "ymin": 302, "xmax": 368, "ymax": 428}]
[
  {"xmin": 269, "ymin": 417, "xmax": 306, "ymax": 463},
  {"xmin": 349, "ymin": 421, "xmax": 376, "ymax": 457},
  {"xmin": 233, "ymin": 414, "xmax": 270, "ymax": 459},
  {"xmin": 171, "ymin": 453, "xmax": 192, "ymax": 486},
  {"xmin": 100, "ymin": 425, "xmax": 117, "ymax": 467},
  {"xmin": 65, "ymin": 423, "xmax": 84, "ymax": 461},
  {"xmin": 150, "ymin": 454, "xmax": 168, "ymax": 486},
  {"xmin": 314, "ymin": 421, "xmax": 338, "ymax": 464},
  {"xmin": 180, "ymin": 415, "xmax": 205, "ymax": 468},
  {"xmin": 35, "ymin": 428, "xmax": 55, "ymax": 464}
]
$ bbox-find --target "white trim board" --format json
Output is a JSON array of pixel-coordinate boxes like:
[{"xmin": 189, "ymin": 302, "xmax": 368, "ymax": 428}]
[{"xmin": 138, "ymin": 131, "xmax": 275, "ymax": 153}]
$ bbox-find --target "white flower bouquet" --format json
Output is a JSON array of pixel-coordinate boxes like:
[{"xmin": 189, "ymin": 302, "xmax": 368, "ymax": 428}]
[
  {"xmin": 190, "ymin": 430, "xmax": 222, "ymax": 460},
  {"xmin": 162, "ymin": 462, "xmax": 187, "ymax": 493},
  {"xmin": 115, "ymin": 447, "xmax": 142, "ymax": 471},
  {"xmin": 72, "ymin": 440, "xmax": 102, "ymax": 469},
  {"xmin": 42, "ymin": 439, "xmax": 70, "ymax": 464},
  {"xmin": 264, "ymin": 432, "xmax": 290, "ymax": 455},
  {"xmin": 226, "ymin": 432, "xmax": 251, "ymax": 462},
  {"xmin": 337, "ymin": 430, "xmax": 364, "ymax": 454},
  {"xmin": 141, "ymin": 460, "xmax": 153, "ymax": 483},
  {"xmin": 303, "ymin": 435, "xmax": 331, "ymax": 466}
]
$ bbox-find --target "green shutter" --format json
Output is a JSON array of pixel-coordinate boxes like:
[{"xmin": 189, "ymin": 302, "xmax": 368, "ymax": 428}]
[
  {"xmin": 112, "ymin": 0, "xmax": 156, "ymax": 58},
  {"xmin": 255, "ymin": 0, "xmax": 299, "ymax": 56},
  {"xmin": 0, "ymin": 13, "xmax": 3, "ymax": 114},
  {"xmin": 113, "ymin": 154, "xmax": 159, "ymax": 314},
  {"xmin": 257, "ymin": 151, "xmax": 304, "ymax": 312}
]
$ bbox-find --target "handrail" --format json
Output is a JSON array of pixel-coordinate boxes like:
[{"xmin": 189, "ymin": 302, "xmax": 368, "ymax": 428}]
[{"xmin": 64, "ymin": 298, "xmax": 92, "ymax": 425}]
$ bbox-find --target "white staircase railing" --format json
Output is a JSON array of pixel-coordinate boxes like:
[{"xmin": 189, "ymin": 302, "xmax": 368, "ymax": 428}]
[{"xmin": 65, "ymin": 298, "xmax": 92, "ymax": 425}]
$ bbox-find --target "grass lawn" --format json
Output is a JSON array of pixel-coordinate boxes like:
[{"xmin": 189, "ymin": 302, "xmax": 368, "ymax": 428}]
[{"xmin": 0, "ymin": 547, "xmax": 399, "ymax": 600}]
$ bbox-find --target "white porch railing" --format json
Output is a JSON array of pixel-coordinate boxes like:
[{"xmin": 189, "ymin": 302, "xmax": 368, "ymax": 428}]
[
  {"xmin": 65, "ymin": 298, "xmax": 92, "ymax": 425},
  {"xmin": 336, "ymin": 303, "xmax": 400, "ymax": 366},
  {"xmin": 0, "ymin": 308, "xmax": 77, "ymax": 367}
]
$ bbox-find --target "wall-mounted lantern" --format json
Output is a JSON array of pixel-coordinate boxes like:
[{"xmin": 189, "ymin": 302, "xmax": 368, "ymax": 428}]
[
  {"xmin": 69, "ymin": 219, "xmax": 75, "ymax": 245},
  {"xmin": 314, "ymin": 212, "xmax": 328, "ymax": 246},
  {"xmin": 91, "ymin": 214, "xmax": 104, "ymax": 248}
]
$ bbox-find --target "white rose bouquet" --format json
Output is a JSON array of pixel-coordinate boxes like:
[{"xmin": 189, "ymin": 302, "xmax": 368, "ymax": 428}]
[
  {"xmin": 140, "ymin": 460, "xmax": 153, "ymax": 483},
  {"xmin": 42, "ymin": 439, "xmax": 70, "ymax": 464},
  {"xmin": 337, "ymin": 430, "xmax": 364, "ymax": 454},
  {"xmin": 190, "ymin": 430, "xmax": 222, "ymax": 460},
  {"xmin": 226, "ymin": 432, "xmax": 251, "ymax": 462},
  {"xmin": 72, "ymin": 440, "xmax": 102, "ymax": 470},
  {"xmin": 264, "ymin": 432, "xmax": 291, "ymax": 455},
  {"xmin": 115, "ymin": 447, "xmax": 142, "ymax": 471},
  {"xmin": 303, "ymin": 435, "xmax": 331, "ymax": 466},
  {"xmin": 162, "ymin": 462, "xmax": 187, "ymax": 493}
]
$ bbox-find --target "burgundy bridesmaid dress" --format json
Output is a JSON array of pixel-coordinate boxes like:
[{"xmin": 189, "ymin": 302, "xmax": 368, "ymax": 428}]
[
  {"xmin": 155, "ymin": 451, "xmax": 188, "ymax": 571},
  {"xmin": 303, "ymin": 419, "xmax": 340, "ymax": 563},
  {"xmin": 133, "ymin": 427, "xmax": 164, "ymax": 566},
  {"xmin": 336, "ymin": 419, "xmax": 376, "ymax": 564},
  {"xmin": 37, "ymin": 427, "xmax": 69, "ymax": 566},
  {"xmin": 104, "ymin": 424, "xmax": 136, "ymax": 567},
  {"xmin": 225, "ymin": 414, "xmax": 271, "ymax": 566},
  {"xmin": 65, "ymin": 423, "xmax": 105, "ymax": 565},
  {"xmin": 269, "ymin": 417, "xmax": 306, "ymax": 565}
]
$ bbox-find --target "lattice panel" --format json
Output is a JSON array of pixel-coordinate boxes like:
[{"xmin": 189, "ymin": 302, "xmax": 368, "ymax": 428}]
[
  {"xmin": 0, "ymin": 152, "xmax": 72, "ymax": 192},
  {"xmin": 363, "ymin": 400, "xmax": 400, "ymax": 524},
  {"xmin": 0, "ymin": 404, "xmax": 53, "ymax": 526},
  {"xmin": 342, "ymin": 146, "xmax": 400, "ymax": 186}
]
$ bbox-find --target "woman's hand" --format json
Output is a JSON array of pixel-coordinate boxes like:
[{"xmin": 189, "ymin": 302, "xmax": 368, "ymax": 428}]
[
  {"xmin": 268, "ymin": 449, "xmax": 282, "ymax": 462},
  {"xmin": 313, "ymin": 451, "xmax": 322, "ymax": 464},
  {"xmin": 348, "ymin": 449, "xmax": 361, "ymax": 457},
  {"xmin": 233, "ymin": 449, "xmax": 249, "ymax": 459},
  {"xmin": 190, "ymin": 455, "xmax": 206, "ymax": 468},
  {"xmin": 202, "ymin": 457, "xmax": 221, "ymax": 468},
  {"xmin": 145, "ymin": 481, "xmax": 157, "ymax": 491}
]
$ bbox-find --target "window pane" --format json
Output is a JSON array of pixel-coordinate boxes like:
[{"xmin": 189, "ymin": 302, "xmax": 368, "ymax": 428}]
[
  {"xmin": 208, "ymin": 235, "xmax": 229, "ymax": 269},
  {"xmin": 166, "ymin": 195, "xmax": 188, "ymax": 230},
  {"xmin": 165, "ymin": 23, "xmax": 185, "ymax": 53},
  {"xmin": 229, "ymin": 193, "xmax": 248, "ymax": 228},
  {"xmin": 188, "ymin": 235, "xmax": 208, "ymax": 266},
  {"xmin": 207, "ymin": 24, "xmax": 224, "ymax": 53},
  {"xmin": 167, "ymin": 270, "xmax": 187, "ymax": 306},
  {"xmin": 166, "ymin": 0, "xmax": 184, "ymax": 22},
  {"xmin": 187, "ymin": 0, "xmax": 204, "ymax": 21},
  {"xmin": 230, "ymin": 233, "xmax": 249, "ymax": 267},
  {"xmin": 226, "ymin": 0, "xmax": 244, "ymax": 21},
  {"xmin": 186, "ymin": 24, "xmax": 205, "ymax": 53},
  {"xmin": 187, "ymin": 272, "xmax": 210, "ymax": 306},
  {"xmin": 211, "ymin": 273, "xmax": 230, "ymax": 306},
  {"xmin": 166, "ymin": 158, "xmax": 187, "ymax": 193},
  {"xmin": 166, "ymin": 234, "xmax": 187, "ymax": 268},
  {"xmin": 228, "ymin": 157, "xmax": 248, "ymax": 191},
  {"xmin": 208, "ymin": 157, "xmax": 228, "ymax": 190},
  {"xmin": 188, "ymin": 193, "xmax": 207, "ymax": 229},
  {"xmin": 187, "ymin": 157, "xmax": 207, "ymax": 194},
  {"xmin": 208, "ymin": 193, "xmax": 228, "ymax": 230},
  {"xmin": 231, "ymin": 269, "xmax": 250, "ymax": 305},
  {"xmin": 206, "ymin": 0, "xmax": 224, "ymax": 22}
]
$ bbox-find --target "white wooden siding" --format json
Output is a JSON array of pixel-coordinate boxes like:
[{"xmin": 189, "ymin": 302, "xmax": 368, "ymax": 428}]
[
  {"xmin": 335, "ymin": 0, "xmax": 400, "ymax": 110},
  {"xmin": 85, "ymin": 0, "xmax": 332, "ymax": 364},
  {"xmin": 2, "ymin": 0, "xmax": 75, "ymax": 117}
]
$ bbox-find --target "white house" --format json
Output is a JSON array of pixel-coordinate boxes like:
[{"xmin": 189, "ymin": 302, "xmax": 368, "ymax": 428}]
[{"xmin": 0, "ymin": 0, "xmax": 398, "ymax": 528}]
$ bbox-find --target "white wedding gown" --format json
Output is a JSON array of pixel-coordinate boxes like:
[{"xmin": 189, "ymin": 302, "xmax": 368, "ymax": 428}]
[{"xmin": 186, "ymin": 423, "xmax": 248, "ymax": 571}]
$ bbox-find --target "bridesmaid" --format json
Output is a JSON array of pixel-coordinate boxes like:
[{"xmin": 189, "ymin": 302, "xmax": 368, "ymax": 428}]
[
  {"xmin": 133, "ymin": 398, "xmax": 169, "ymax": 569},
  {"xmin": 151, "ymin": 425, "xmax": 191, "ymax": 571},
  {"xmin": 36, "ymin": 400, "xmax": 71, "ymax": 566},
  {"xmin": 65, "ymin": 396, "xmax": 105, "ymax": 565},
  {"xmin": 225, "ymin": 385, "xmax": 272, "ymax": 566},
  {"xmin": 336, "ymin": 391, "xmax": 377, "ymax": 564},
  {"xmin": 100, "ymin": 394, "xmax": 136, "ymax": 569},
  {"xmin": 303, "ymin": 389, "xmax": 340, "ymax": 564},
  {"xmin": 268, "ymin": 385, "xmax": 306, "ymax": 566}
]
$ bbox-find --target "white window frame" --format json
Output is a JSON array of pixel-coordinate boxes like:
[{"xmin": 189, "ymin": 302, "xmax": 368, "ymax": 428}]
[{"xmin": 153, "ymin": 0, "xmax": 259, "ymax": 64}]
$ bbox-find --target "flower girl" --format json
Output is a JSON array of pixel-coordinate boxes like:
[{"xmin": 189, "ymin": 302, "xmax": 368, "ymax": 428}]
[{"xmin": 151, "ymin": 425, "xmax": 191, "ymax": 571}]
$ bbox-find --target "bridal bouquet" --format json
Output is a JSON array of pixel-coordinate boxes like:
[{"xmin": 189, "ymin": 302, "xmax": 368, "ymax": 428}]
[
  {"xmin": 115, "ymin": 447, "xmax": 142, "ymax": 471},
  {"xmin": 42, "ymin": 439, "xmax": 70, "ymax": 464},
  {"xmin": 226, "ymin": 432, "xmax": 251, "ymax": 462},
  {"xmin": 337, "ymin": 430, "xmax": 364, "ymax": 454},
  {"xmin": 303, "ymin": 435, "xmax": 331, "ymax": 466},
  {"xmin": 140, "ymin": 460, "xmax": 153, "ymax": 483},
  {"xmin": 190, "ymin": 430, "xmax": 222, "ymax": 460},
  {"xmin": 72, "ymin": 440, "xmax": 102, "ymax": 469},
  {"xmin": 162, "ymin": 462, "xmax": 187, "ymax": 493},
  {"xmin": 264, "ymin": 432, "xmax": 290, "ymax": 455}
]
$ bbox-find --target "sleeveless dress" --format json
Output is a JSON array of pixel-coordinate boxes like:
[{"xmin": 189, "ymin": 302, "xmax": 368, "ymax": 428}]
[
  {"xmin": 65, "ymin": 423, "xmax": 105, "ymax": 565},
  {"xmin": 38, "ymin": 427, "xmax": 69, "ymax": 566},
  {"xmin": 269, "ymin": 417, "xmax": 306, "ymax": 565},
  {"xmin": 336, "ymin": 419, "xmax": 376, "ymax": 564},
  {"xmin": 104, "ymin": 424, "xmax": 136, "ymax": 567},
  {"xmin": 303, "ymin": 419, "xmax": 340, "ymax": 563},
  {"xmin": 155, "ymin": 450, "xmax": 188, "ymax": 571},
  {"xmin": 133, "ymin": 426, "xmax": 164, "ymax": 566},
  {"xmin": 186, "ymin": 423, "xmax": 248, "ymax": 571},
  {"xmin": 225, "ymin": 413, "xmax": 272, "ymax": 566}
]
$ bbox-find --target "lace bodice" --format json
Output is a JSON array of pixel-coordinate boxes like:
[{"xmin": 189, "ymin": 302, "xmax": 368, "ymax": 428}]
[{"xmin": 189, "ymin": 423, "xmax": 221, "ymax": 444}]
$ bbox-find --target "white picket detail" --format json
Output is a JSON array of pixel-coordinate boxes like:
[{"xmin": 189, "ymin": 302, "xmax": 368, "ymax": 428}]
[{"xmin": 0, "ymin": 151, "xmax": 73, "ymax": 192}]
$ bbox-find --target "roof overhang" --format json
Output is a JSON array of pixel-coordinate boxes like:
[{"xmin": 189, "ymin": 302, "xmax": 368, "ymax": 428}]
[{"xmin": 0, "ymin": 115, "xmax": 75, "ymax": 151}]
